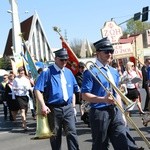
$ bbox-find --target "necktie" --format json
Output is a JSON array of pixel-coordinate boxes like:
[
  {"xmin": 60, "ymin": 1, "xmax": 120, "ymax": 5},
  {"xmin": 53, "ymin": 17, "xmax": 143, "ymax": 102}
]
[
  {"xmin": 105, "ymin": 67, "xmax": 116, "ymax": 92},
  {"xmin": 60, "ymin": 70, "xmax": 68, "ymax": 101}
]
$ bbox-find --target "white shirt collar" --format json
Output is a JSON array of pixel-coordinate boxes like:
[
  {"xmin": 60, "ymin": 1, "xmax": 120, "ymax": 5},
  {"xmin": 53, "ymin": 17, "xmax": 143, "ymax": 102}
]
[
  {"xmin": 53, "ymin": 63, "xmax": 64, "ymax": 72},
  {"xmin": 96, "ymin": 59, "xmax": 109, "ymax": 69}
]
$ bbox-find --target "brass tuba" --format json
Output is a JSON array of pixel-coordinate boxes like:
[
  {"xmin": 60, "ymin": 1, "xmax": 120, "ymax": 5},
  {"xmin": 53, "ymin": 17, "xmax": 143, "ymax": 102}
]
[{"xmin": 31, "ymin": 101, "xmax": 54, "ymax": 139}]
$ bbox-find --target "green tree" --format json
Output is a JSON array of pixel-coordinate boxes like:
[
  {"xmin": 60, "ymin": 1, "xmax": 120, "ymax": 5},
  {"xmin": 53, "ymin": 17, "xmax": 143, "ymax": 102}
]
[
  {"xmin": 0, "ymin": 56, "xmax": 11, "ymax": 70},
  {"xmin": 124, "ymin": 19, "xmax": 150, "ymax": 34}
]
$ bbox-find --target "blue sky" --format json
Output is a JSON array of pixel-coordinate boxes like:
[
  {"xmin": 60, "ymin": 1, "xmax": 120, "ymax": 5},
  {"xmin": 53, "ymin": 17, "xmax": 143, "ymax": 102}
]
[{"xmin": 1, "ymin": 0, "xmax": 150, "ymax": 55}]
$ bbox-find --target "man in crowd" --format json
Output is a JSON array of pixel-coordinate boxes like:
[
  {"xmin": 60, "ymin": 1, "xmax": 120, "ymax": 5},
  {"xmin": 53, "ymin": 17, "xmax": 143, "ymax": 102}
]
[
  {"xmin": 0, "ymin": 74, "xmax": 9, "ymax": 120},
  {"xmin": 34, "ymin": 48, "xmax": 80, "ymax": 150},
  {"xmin": 142, "ymin": 57, "xmax": 150, "ymax": 111},
  {"xmin": 81, "ymin": 37, "xmax": 144, "ymax": 150}
]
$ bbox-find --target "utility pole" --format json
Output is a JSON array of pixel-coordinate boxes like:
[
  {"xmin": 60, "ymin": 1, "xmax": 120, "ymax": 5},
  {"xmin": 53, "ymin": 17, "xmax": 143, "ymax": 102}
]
[{"xmin": 9, "ymin": 0, "xmax": 22, "ymax": 54}]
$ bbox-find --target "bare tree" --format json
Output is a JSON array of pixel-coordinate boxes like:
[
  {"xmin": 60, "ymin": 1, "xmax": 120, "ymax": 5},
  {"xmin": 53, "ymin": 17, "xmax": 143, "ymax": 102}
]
[
  {"xmin": 70, "ymin": 38, "xmax": 95, "ymax": 58},
  {"xmin": 70, "ymin": 38, "xmax": 82, "ymax": 57}
]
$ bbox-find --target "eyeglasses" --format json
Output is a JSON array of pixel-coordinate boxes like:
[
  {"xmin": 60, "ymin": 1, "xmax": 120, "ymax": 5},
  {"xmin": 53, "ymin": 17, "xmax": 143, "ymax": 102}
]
[
  {"xmin": 60, "ymin": 59, "xmax": 68, "ymax": 62},
  {"xmin": 102, "ymin": 50, "xmax": 114, "ymax": 54}
]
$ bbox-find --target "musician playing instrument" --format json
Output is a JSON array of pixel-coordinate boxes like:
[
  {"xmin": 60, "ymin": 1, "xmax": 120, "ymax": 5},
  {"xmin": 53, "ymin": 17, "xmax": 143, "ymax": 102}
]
[
  {"xmin": 34, "ymin": 48, "xmax": 80, "ymax": 150},
  {"xmin": 81, "ymin": 37, "xmax": 144, "ymax": 150}
]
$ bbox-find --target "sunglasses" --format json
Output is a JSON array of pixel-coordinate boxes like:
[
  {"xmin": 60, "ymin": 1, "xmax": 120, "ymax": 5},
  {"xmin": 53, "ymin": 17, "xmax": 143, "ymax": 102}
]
[
  {"xmin": 60, "ymin": 59, "xmax": 68, "ymax": 62},
  {"xmin": 3, "ymin": 78, "xmax": 7, "ymax": 80},
  {"xmin": 102, "ymin": 50, "xmax": 114, "ymax": 54}
]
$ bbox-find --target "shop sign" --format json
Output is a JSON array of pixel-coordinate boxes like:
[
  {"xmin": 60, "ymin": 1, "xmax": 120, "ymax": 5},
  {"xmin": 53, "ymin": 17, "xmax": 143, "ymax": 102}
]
[
  {"xmin": 113, "ymin": 43, "xmax": 133, "ymax": 59},
  {"xmin": 101, "ymin": 21, "xmax": 123, "ymax": 44}
]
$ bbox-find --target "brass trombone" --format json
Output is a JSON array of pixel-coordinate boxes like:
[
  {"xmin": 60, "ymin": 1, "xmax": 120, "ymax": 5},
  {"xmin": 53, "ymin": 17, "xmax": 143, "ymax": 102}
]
[
  {"xmin": 85, "ymin": 61, "xmax": 150, "ymax": 149},
  {"xmin": 86, "ymin": 61, "xmax": 135, "ymax": 109}
]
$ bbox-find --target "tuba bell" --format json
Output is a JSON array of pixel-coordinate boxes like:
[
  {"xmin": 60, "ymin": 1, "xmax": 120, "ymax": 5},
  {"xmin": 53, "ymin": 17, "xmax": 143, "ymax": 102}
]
[{"xmin": 31, "ymin": 101, "xmax": 54, "ymax": 139}]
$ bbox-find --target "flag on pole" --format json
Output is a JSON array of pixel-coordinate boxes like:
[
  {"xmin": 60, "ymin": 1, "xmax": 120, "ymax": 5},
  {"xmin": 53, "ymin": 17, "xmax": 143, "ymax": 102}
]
[
  {"xmin": 21, "ymin": 41, "xmax": 38, "ymax": 80},
  {"xmin": 60, "ymin": 37, "xmax": 79, "ymax": 75},
  {"xmin": 13, "ymin": 52, "xmax": 24, "ymax": 68}
]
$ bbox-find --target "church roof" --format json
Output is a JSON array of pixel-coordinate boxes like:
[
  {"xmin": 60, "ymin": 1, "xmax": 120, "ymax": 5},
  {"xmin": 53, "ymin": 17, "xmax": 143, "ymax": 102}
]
[{"xmin": 3, "ymin": 15, "xmax": 33, "ymax": 56}]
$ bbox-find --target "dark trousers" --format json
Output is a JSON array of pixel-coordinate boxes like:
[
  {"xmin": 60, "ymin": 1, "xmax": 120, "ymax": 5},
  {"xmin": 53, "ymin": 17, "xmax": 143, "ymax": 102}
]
[
  {"xmin": 3, "ymin": 102, "xmax": 8, "ymax": 119},
  {"xmin": 144, "ymin": 85, "xmax": 150, "ymax": 110},
  {"xmin": 3, "ymin": 102, "xmax": 13, "ymax": 120},
  {"xmin": 126, "ymin": 127, "xmax": 139, "ymax": 150},
  {"xmin": 47, "ymin": 104, "xmax": 79, "ymax": 150},
  {"xmin": 90, "ymin": 106, "xmax": 129, "ymax": 150}
]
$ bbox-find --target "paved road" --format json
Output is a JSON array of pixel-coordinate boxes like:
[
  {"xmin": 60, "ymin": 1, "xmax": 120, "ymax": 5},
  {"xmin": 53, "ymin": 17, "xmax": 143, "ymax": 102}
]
[{"xmin": 0, "ymin": 103, "xmax": 149, "ymax": 150}]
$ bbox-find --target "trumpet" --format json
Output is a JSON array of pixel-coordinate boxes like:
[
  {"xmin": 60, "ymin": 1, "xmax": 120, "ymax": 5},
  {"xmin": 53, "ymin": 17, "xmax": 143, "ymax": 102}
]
[{"xmin": 85, "ymin": 61, "xmax": 150, "ymax": 149}]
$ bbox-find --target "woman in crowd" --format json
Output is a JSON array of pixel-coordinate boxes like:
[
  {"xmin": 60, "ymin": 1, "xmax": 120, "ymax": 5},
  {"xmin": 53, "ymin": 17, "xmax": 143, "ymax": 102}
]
[
  {"xmin": 12, "ymin": 67, "xmax": 32, "ymax": 130},
  {"xmin": 121, "ymin": 61, "xmax": 145, "ymax": 114},
  {"xmin": 5, "ymin": 72, "xmax": 19, "ymax": 121}
]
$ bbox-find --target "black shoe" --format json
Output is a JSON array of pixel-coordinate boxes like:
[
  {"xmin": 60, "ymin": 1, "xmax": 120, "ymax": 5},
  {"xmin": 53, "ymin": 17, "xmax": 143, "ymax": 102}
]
[
  {"xmin": 23, "ymin": 126, "xmax": 29, "ymax": 132},
  {"xmin": 139, "ymin": 111, "xmax": 145, "ymax": 116}
]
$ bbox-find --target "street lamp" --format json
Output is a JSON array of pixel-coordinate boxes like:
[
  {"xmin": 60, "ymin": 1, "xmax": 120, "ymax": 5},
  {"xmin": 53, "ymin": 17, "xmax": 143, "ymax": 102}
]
[
  {"xmin": 7, "ymin": 10, "xmax": 12, "ymax": 13},
  {"xmin": 25, "ymin": 11, "xmax": 29, "ymax": 14}
]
